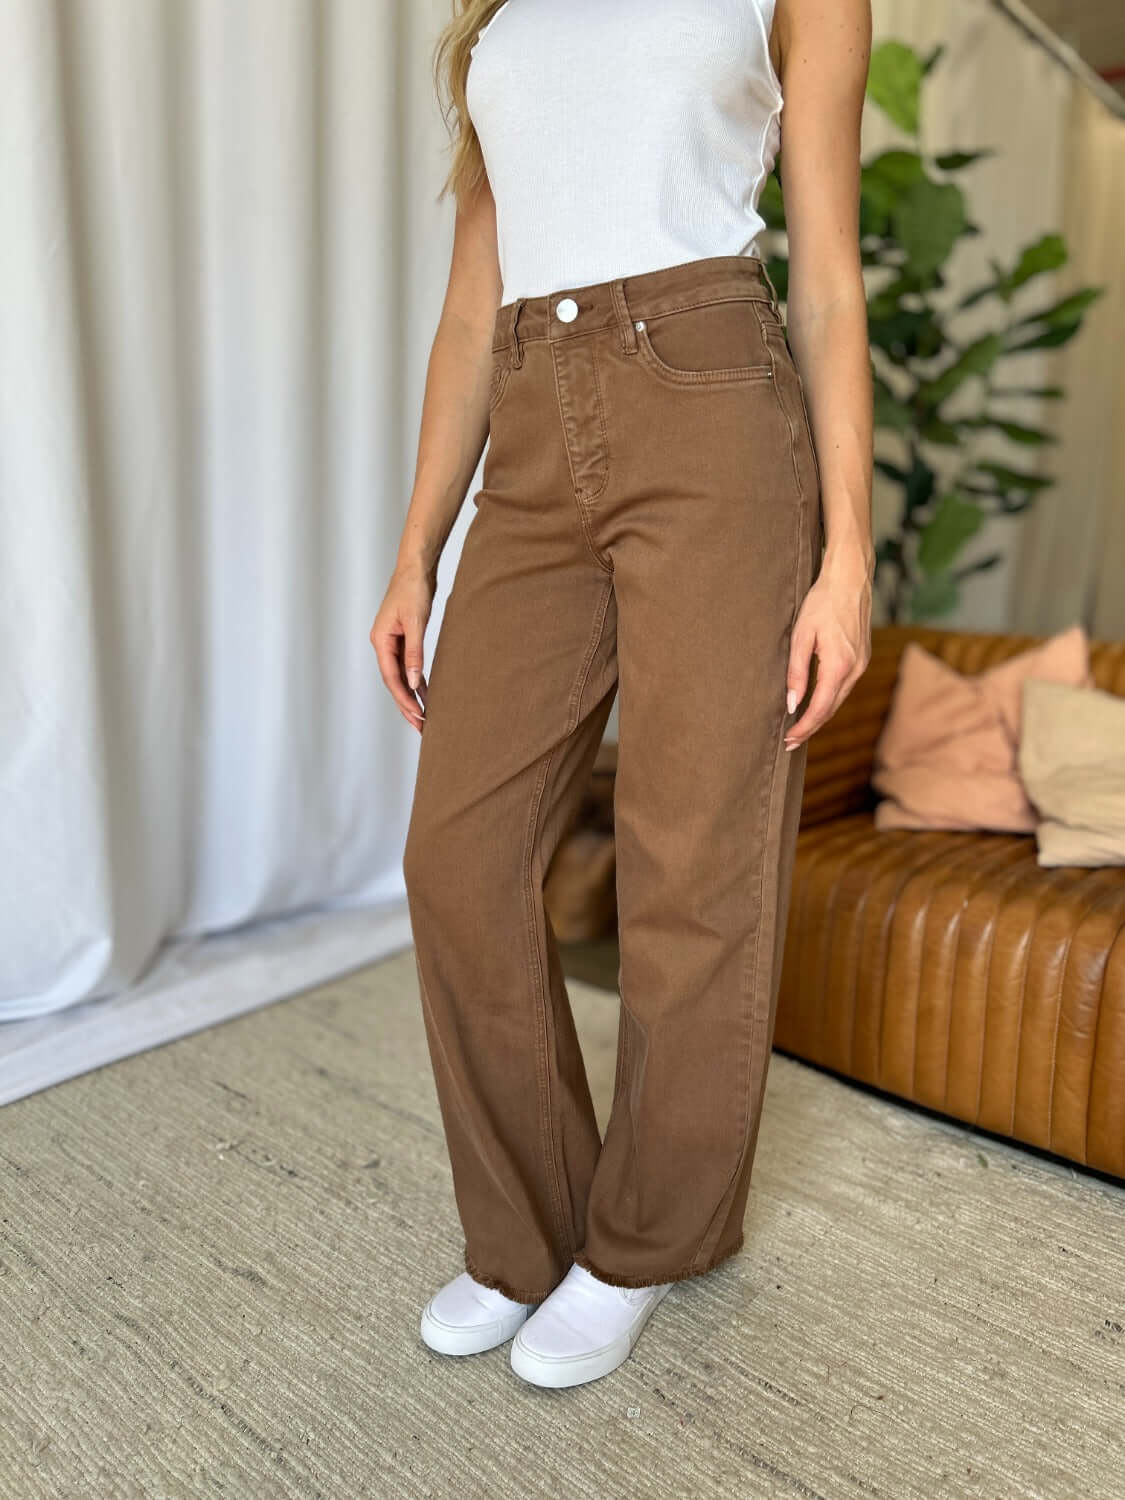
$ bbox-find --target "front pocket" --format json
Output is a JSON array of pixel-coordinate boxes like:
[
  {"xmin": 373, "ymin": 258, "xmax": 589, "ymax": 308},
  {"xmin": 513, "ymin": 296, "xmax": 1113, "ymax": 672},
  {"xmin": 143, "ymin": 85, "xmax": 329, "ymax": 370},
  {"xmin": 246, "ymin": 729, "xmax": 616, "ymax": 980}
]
[{"xmin": 634, "ymin": 297, "xmax": 776, "ymax": 386}]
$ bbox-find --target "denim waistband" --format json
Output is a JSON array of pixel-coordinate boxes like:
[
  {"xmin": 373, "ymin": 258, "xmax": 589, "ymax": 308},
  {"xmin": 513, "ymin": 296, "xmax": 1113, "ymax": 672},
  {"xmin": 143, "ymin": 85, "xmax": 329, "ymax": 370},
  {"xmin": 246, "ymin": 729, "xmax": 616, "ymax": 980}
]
[{"xmin": 492, "ymin": 254, "xmax": 780, "ymax": 355}]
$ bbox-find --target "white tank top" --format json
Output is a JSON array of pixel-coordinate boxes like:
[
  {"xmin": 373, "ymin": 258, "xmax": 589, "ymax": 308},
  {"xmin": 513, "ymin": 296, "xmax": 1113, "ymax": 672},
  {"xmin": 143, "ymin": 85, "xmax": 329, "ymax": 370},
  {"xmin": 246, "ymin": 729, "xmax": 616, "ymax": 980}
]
[{"xmin": 466, "ymin": 0, "xmax": 783, "ymax": 304}]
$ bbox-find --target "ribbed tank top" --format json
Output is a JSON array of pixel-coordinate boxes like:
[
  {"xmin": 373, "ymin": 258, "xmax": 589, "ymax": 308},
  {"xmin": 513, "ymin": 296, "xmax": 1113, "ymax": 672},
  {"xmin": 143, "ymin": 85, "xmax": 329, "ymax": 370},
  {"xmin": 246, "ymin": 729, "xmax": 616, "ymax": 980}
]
[{"xmin": 465, "ymin": 0, "xmax": 783, "ymax": 304}]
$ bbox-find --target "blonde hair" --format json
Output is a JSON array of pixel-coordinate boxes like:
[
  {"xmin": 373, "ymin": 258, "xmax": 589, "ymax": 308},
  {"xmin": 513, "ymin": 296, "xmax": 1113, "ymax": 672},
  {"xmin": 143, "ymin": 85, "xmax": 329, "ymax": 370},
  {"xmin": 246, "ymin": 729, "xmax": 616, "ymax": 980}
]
[{"xmin": 432, "ymin": 0, "xmax": 510, "ymax": 208}]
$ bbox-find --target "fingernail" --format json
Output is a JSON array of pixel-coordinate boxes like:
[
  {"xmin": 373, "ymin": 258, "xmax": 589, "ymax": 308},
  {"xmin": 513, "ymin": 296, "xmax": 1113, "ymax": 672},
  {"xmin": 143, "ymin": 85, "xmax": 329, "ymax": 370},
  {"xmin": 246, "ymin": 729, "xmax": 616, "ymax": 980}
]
[
  {"xmin": 785, "ymin": 739, "xmax": 798, "ymax": 752},
  {"xmin": 786, "ymin": 689, "xmax": 797, "ymax": 714},
  {"xmin": 407, "ymin": 669, "xmax": 419, "ymax": 690}
]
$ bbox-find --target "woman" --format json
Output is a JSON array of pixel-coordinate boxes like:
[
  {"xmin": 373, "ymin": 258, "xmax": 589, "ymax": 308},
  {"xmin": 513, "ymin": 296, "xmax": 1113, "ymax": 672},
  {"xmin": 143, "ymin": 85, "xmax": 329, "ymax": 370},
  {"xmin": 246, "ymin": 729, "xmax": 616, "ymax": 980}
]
[{"xmin": 371, "ymin": 0, "xmax": 874, "ymax": 1389}]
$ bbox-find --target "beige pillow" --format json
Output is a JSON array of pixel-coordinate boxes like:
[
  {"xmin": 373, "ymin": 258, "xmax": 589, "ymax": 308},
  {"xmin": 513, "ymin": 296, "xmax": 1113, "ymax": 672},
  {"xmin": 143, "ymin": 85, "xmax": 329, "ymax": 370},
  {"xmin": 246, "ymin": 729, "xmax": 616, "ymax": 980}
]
[
  {"xmin": 872, "ymin": 624, "xmax": 1093, "ymax": 833},
  {"xmin": 1018, "ymin": 677, "xmax": 1125, "ymax": 867}
]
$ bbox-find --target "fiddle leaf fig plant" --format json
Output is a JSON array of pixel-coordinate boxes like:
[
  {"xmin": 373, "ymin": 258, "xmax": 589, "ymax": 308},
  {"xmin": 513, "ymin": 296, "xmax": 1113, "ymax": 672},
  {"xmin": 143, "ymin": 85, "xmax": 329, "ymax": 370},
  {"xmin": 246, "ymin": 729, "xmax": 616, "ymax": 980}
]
[{"xmin": 759, "ymin": 39, "xmax": 1103, "ymax": 623}]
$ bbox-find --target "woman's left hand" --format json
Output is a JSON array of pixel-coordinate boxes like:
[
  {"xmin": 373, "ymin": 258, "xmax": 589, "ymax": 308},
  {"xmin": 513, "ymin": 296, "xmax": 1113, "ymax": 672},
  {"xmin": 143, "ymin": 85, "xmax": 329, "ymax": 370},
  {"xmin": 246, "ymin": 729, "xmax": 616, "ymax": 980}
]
[{"xmin": 783, "ymin": 545, "xmax": 873, "ymax": 751}]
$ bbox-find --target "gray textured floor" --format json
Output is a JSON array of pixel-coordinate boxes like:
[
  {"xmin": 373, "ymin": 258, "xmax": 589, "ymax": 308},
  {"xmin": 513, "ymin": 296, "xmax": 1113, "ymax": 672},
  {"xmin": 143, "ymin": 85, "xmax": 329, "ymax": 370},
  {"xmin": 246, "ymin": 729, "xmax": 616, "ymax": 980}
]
[{"xmin": 2, "ymin": 946, "xmax": 1123, "ymax": 1499}]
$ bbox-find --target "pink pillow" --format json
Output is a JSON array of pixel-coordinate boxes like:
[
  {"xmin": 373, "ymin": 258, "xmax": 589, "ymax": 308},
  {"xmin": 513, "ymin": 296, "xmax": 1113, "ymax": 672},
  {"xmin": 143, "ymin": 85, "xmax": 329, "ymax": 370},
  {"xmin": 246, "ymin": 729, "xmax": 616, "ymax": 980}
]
[{"xmin": 872, "ymin": 625, "xmax": 1093, "ymax": 833}]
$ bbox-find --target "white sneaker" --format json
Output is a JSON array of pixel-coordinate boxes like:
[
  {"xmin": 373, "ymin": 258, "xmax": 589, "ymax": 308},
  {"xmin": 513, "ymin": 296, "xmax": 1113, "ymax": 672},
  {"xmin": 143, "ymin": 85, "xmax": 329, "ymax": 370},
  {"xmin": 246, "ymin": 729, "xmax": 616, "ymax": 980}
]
[
  {"xmin": 509, "ymin": 1263, "xmax": 672, "ymax": 1388},
  {"xmin": 419, "ymin": 1271, "xmax": 538, "ymax": 1356}
]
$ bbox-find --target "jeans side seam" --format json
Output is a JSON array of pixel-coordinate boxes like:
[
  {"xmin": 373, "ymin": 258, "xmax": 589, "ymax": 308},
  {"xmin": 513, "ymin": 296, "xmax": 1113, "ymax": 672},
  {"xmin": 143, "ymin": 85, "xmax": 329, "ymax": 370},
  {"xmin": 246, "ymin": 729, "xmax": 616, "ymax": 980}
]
[
  {"xmin": 686, "ymin": 719, "xmax": 783, "ymax": 1273},
  {"xmin": 688, "ymin": 496, "xmax": 805, "ymax": 1275},
  {"xmin": 759, "ymin": 313, "xmax": 804, "ymax": 501},
  {"xmin": 521, "ymin": 576, "xmax": 617, "ymax": 1265}
]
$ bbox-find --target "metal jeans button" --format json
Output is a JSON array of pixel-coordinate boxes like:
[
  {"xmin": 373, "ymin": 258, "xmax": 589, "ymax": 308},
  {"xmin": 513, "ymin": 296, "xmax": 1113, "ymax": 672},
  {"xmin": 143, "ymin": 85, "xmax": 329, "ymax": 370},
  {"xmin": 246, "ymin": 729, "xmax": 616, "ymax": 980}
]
[{"xmin": 556, "ymin": 297, "xmax": 579, "ymax": 323}]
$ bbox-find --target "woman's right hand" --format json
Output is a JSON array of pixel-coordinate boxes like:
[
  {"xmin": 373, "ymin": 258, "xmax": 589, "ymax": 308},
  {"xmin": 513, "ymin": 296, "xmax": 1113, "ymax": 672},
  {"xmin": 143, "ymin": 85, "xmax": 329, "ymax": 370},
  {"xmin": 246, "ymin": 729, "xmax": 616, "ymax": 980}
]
[
  {"xmin": 370, "ymin": 179, "xmax": 499, "ymax": 735},
  {"xmin": 370, "ymin": 558, "xmax": 437, "ymax": 734}
]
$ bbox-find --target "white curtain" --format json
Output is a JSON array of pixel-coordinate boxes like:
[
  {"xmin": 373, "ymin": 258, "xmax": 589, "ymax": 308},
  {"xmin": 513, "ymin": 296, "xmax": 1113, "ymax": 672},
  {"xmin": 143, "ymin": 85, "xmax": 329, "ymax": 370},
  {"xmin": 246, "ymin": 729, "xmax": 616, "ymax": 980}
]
[
  {"xmin": 1010, "ymin": 79, "xmax": 1125, "ymax": 641},
  {"xmin": 0, "ymin": 0, "xmax": 464, "ymax": 1063}
]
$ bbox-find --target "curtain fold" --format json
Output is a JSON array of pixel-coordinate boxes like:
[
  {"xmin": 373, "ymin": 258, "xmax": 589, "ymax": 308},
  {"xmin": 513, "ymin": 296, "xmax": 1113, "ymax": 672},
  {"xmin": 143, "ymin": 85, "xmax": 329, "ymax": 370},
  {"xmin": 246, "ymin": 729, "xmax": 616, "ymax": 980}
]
[
  {"xmin": 0, "ymin": 0, "xmax": 459, "ymax": 1023},
  {"xmin": 1010, "ymin": 81, "xmax": 1125, "ymax": 640}
]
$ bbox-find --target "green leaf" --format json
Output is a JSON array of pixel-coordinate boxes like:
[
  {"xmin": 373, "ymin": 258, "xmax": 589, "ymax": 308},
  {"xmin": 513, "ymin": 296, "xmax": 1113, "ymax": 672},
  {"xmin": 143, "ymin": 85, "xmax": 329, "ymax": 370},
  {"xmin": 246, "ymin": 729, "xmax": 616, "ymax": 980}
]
[
  {"xmin": 962, "ymin": 415, "xmax": 1058, "ymax": 445},
  {"xmin": 866, "ymin": 150, "xmax": 928, "ymax": 189},
  {"xmin": 960, "ymin": 486, "xmax": 1000, "ymax": 503},
  {"xmin": 868, "ymin": 305, "xmax": 945, "ymax": 364},
  {"xmin": 867, "ymin": 41, "xmax": 925, "ymax": 135},
  {"xmin": 860, "ymin": 189, "xmax": 894, "ymax": 240},
  {"xmin": 971, "ymin": 492, "xmax": 1044, "ymax": 515},
  {"xmin": 995, "ymin": 420, "xmax": 1056, "ymax": 444},
  {"xmin": 1010, "ymin": 286, "xmax": 1103, "ymax": 329},
  {"xmin": 893, "ymin": 178, "xmax": 969, "ymax": 278},
  {"xmin": 916, "ymin": 332, "xmax": 1004, "ymax": 407},
  {"xmin": 958, "ymin": 482, "xmax": 1048, "ymax": 517},
  {"xmin": 953, "ymin": 552, "xmax": 1003, "ymax": 582},
  {"xmin": 875, "ymin": 458, "xmax": 909, "ymax": 484},
  {"xmin": 1010, "ymin": 234, "xmax": 1068, "ymax": 288},
  {"xmin": 1004, "ymin": 321, "xmax": 1084, "ymax": 353},
  {"xmin": 966, "ymin": 237, "xmax": 1071, "ymax": 309},
  {"xmin": 867, "ymin": 290, "xmax": 901, "ymax": 322},
  {"xmin": 861, "ymin": 151, "xmax": 926, "ymax": 237},
  {"xmin": 920, "ymin": 416, "xmax": 961, "ymax": 445},
  {"xmin": 957, "ymin": 281, "xmax": 1003, "ymax": 310},
  {"xmin": 877, "ymin": 265, "xmax": 946, "ymax": 301},
  {"xmin": 972, "ymin": 461, "xmax": 1053, "ymax": 493},
  {"xmin": 904, "ymin": 457, "xmax": 937, "ymax": 514},
  {"xmin": 935, "ymin": 149, "xmax": 993, "ymax": 171},
  {"xmin": 956, "ymin": 258, "xmax": 1009, "ymax": 309},
  {"xmin": 917, "ymin": 493, "xmax": 984, "ymax": 574},
  {"xmin": 873, "ymin": 380, "xmax": 916, "ymax": 432},
  {"xmin": 909, "ymin": 571, "xmax": 960, "ymax": 620},
  {"xmin": 765, "ymin": 255, "xmax": 789, "ymax": 302},
  {"xmin": 758, "ymin": 172, "xmax": 786, "ymax": 230}
]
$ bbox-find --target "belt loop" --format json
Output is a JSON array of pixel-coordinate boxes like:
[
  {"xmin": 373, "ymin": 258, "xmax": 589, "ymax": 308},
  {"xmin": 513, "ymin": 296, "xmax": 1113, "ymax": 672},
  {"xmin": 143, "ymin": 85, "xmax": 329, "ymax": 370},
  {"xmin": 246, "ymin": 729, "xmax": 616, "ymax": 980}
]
[
  {"xmin": 610, "ymin": 278, "xmax": 638, "ymax": 356},
  {"xmin": 759, "ymin": 256, "xmax": 782, "ymax": 312},
  {"xmin": 509, "ymin": 297, "xmax": 526, "ymax": 367}
]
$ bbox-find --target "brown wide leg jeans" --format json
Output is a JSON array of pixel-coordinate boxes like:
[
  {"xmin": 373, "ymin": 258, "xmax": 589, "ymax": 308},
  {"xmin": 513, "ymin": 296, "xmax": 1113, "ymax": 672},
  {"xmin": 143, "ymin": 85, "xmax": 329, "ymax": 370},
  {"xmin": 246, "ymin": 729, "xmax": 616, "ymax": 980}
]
[{"xmin": 402, "ymin": 253, "xmax": 823, "ymax": 1304}]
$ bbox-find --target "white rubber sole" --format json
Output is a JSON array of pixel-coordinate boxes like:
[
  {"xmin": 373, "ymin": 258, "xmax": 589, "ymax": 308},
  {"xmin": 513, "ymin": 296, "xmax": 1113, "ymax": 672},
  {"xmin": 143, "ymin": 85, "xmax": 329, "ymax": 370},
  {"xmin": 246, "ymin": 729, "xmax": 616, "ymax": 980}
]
[
  {"xmin": 509, "ymin": 1286, "xmax": 670, "ymax": 1388},
  {"xmin": 419, "ymin": 1299, "xmax": 534, "ymax": 1356}
]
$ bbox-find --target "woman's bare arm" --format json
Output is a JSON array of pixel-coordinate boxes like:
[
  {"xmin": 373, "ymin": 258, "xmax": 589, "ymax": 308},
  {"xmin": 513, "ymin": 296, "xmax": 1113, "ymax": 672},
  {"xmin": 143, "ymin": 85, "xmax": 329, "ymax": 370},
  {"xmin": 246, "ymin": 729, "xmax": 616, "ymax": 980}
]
[
  {"xmin": 370, "ymin": 177, "xmax": 503, "ymax": 730},
  {"xmin": 772, "ymin": 0, "xmax": 875, "ymax": 748}
]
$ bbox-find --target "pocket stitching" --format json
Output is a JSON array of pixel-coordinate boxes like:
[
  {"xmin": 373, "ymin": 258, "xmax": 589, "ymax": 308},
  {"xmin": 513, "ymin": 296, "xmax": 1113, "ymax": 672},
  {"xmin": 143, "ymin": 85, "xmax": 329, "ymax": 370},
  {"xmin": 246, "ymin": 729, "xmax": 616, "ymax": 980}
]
[
  {"xmin": 634, "ymin": 305, "xmax": 775, "ymax": 386},
  {"xmin": 488, "ymin": 354, "xmax": 514, "ymax": 416}
]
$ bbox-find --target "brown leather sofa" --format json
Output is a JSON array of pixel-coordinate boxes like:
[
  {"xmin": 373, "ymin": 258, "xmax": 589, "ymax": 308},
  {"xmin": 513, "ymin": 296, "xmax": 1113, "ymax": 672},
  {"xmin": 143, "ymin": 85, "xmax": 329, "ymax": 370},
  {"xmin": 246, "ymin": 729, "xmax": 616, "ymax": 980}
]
[{"xmin": 774, "ymin": 624, "xmax": 1125, "ymax": 1181}]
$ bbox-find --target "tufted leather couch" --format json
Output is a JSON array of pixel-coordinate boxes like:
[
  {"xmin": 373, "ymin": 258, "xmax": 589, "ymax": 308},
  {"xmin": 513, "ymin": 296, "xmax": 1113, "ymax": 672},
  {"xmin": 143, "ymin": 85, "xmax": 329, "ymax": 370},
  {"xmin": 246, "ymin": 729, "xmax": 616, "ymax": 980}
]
[{"xmin": 774, "ymin": 625, "xmax": 1125, "ymax": 1181}]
